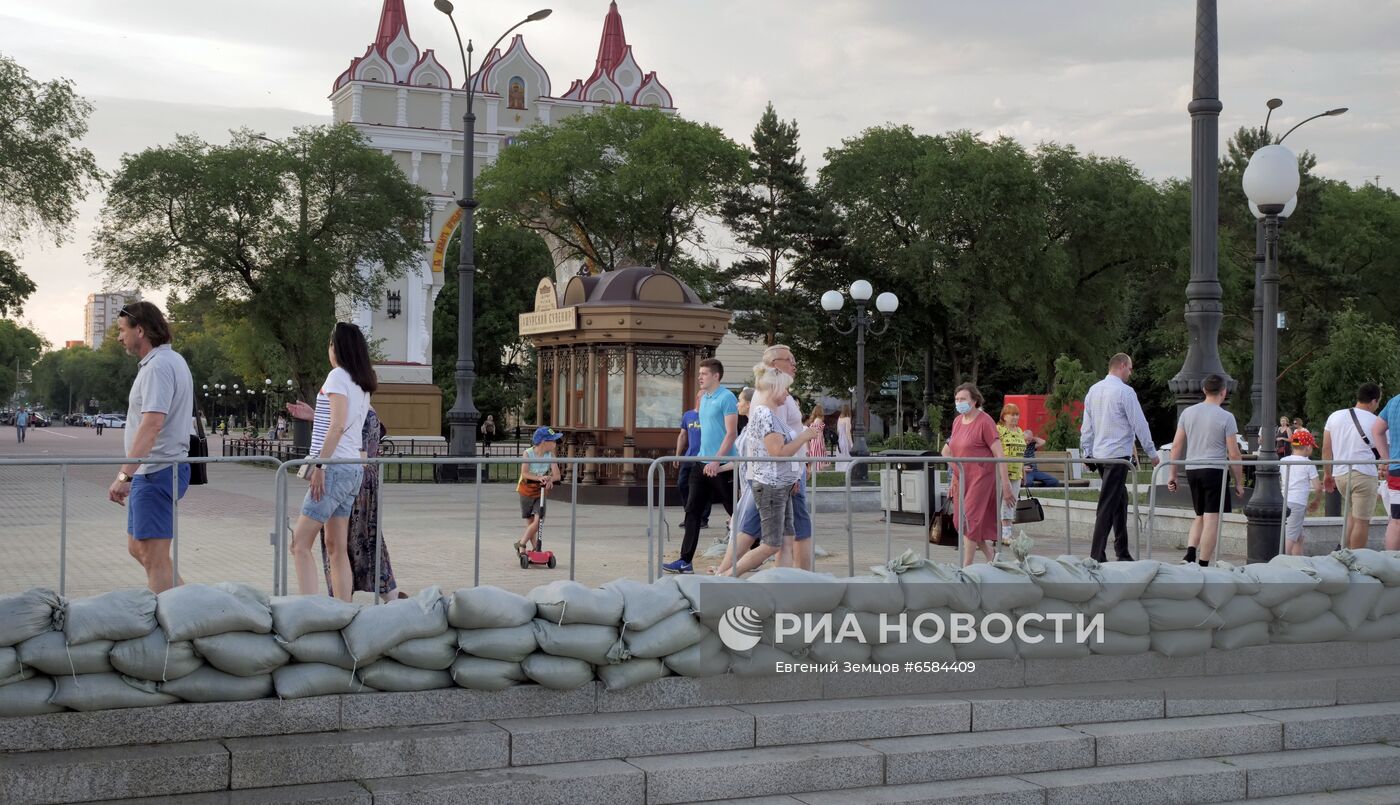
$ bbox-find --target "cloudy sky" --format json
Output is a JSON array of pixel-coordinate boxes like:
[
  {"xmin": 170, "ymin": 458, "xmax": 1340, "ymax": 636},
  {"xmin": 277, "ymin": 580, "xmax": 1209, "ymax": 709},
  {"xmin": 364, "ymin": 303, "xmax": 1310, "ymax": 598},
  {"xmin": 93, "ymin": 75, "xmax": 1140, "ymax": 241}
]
[{"xmin": 4, "ymin": 0, "xmax": 1396, "ymax": 346}]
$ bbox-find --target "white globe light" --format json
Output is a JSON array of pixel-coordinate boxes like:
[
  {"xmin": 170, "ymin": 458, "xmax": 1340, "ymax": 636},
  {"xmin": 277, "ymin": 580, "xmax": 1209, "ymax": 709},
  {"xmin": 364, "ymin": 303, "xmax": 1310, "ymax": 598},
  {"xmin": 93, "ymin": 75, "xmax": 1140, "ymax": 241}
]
[
  {"xmin": 875, "ymin": 292, "xmax": 899, "ymax": 314},
  {"xmin": 1242, "ymin": 144, "xmax": 1300, "ymax": 208},
  {"xmin": 1249, "ymin": 195, "xmax": 1297, "ymax": 220},
  {"xmin": 849, "ymin": 279, "xmax": 873, "ymax": 301},
  {"xmin": 820, "ymin": 290, "xmax": 844, "ymax": 312},
  {"xmin": 264, "ymin": 378, "xmax": 271, "ymax": 385}
]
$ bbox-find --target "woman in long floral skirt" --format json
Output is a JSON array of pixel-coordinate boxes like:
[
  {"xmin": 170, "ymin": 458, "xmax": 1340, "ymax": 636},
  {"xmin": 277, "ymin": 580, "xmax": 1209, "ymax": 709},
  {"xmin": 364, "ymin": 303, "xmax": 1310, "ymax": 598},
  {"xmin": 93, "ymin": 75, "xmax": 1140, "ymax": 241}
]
[{"xmin": 319, "ymin": 408, "xmax": 402, "ymax": 600}]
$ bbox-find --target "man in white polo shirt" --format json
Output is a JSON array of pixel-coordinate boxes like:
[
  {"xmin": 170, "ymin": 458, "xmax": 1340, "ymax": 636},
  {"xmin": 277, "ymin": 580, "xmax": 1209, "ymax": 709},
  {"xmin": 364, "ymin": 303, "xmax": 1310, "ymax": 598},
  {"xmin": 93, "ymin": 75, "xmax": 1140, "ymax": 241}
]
[{"xmin": 1322, "ymin": 382, "xmax": 1383, "ymax": 550}]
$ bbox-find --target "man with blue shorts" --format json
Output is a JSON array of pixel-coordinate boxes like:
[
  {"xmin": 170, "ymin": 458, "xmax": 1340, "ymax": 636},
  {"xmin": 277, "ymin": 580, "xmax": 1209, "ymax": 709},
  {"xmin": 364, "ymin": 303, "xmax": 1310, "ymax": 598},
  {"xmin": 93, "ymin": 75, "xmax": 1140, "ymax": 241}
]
[
  {"xmin": 738, "ymin": 345, "xmax": 814, "ymax": 568},
  {"xmin": 107, "ymin": 302, "xmax": 194, "ymax": 593}
]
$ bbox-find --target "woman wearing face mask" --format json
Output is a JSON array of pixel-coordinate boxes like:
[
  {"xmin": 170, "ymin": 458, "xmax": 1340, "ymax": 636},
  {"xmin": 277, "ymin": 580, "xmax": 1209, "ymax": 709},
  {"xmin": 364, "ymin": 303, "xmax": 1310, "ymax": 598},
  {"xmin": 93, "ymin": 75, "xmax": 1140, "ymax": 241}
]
[{"xmin": 942, "ymin": 383, "xmax": 1015, "ymax": 566}]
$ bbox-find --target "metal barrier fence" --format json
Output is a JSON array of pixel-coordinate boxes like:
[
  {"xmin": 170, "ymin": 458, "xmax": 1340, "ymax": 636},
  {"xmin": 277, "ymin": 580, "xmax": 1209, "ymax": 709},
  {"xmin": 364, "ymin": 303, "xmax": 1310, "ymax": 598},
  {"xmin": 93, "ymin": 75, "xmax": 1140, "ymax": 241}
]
[
  {"xmin": 1147, "ymin": 457, "xmax": 1391, "ymax": 561},
  {"xmin": 0, "ymin": 455, "xmax": 281, "ymax": 595}
]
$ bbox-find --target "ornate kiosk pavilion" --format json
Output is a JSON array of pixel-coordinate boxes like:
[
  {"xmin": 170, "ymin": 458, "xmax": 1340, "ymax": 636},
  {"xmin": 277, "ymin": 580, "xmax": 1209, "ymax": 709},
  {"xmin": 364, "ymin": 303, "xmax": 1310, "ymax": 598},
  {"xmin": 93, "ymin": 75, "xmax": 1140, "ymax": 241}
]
[{"xmin": 521, "ymin": 268, "xmax": 731, "ymax": 504}]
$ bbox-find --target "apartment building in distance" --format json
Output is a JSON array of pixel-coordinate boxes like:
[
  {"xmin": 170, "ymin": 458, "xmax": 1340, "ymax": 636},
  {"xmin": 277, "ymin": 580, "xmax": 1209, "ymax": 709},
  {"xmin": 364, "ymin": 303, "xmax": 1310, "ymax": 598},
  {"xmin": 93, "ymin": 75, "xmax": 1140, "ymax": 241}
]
[{"xmin": 84, "ymin": 290, "xmax": 141, "ymax": 349}]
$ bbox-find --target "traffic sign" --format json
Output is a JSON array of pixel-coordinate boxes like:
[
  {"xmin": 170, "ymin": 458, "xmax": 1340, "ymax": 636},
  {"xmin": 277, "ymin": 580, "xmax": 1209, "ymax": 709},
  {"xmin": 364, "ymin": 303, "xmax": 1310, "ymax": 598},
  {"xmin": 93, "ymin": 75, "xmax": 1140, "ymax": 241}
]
[
  {"xmin": 892, "ymin": 374, "xmax": 919, "ymax": 382},
  {"xmin": 881, "ymin": 380, "xmax": 899, "ymax": 389},
  {"xmin": 879, "ymin": 388, "xmax": 899, "ymax": 396}
]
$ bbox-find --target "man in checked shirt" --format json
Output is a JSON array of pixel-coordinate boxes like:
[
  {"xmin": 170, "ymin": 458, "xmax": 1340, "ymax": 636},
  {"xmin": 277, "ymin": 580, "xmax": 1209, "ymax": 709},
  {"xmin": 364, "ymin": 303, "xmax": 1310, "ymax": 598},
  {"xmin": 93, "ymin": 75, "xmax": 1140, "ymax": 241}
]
[{"xmin": 1080, "ymin": 353, "xmax": 1160, "ymax": 562}]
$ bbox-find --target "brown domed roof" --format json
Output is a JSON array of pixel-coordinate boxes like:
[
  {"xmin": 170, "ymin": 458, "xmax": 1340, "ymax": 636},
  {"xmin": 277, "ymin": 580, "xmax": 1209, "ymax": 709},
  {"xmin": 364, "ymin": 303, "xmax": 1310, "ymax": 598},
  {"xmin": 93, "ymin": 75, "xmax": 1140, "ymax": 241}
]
[{"xmin": 564, "ymin": 267, "xmax": 704, "ymax": 307}]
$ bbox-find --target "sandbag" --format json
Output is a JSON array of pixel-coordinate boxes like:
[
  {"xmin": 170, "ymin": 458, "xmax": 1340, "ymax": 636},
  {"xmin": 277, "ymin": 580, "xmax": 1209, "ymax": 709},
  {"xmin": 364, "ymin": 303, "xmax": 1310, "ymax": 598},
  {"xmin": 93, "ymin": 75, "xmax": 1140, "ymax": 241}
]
[
  {"xmin": 1213, "ymin": 622, "xmax": 1270, "ymax": 650},
  {"xmin": 834, "ymin": 608, "xmax": 886, "ymax": 643},
  {"xmin": 0, "ymin": 588, "xmax": 62, "ymax": 647},
  {"xmin": 457, "ymin": 625, "xmax": 537, "ymax": 663},
  {"xmin": 50, "ymin": 673, "xmax": 178, "ymax": 711},
  {"xmin": 1143, "ymin": 562, "xmax": 1205, "ymax": 600},
  {"xmin": 1219, "ymin": 596, "xmax": 1273, "ymax": 629},
  {"xmin": 674, "ymin": 575, "xmax": 776, "ymax": 623},
  {"xmin": 730, "ymin": 643, "xmax": 797, "ymax": 676},
  {"xmin": 953, "ymin": 633, "xmax": 1019, "ymax": 660},
  {"xmin": 1013, "ymin": 633, "xmax": 1089, "ymax": 659},
  {"xmin": 1270, "ymin": 612, "xmax": 1348, "ymax": 643},
  {"xmin": 273, "ymin": 663, "xmax": 372, "ymax": 698},
  {"xmin": 269, "ymin": 595, "xmax": 360, "ymax": 641},
  {"xmin": 450, "ymin": 655, "xmax": 527, "ymax": 691},
  {"xmin": 17, "ymin": 632, "xmax": 114, "ymax": 676},
  {"xmin": 1333, "ymin": 573, "xmax": 1384, "ymax": 630},
  {"xmin": 871, "ymin": 637, "xmax": 957, "ymax": 663},
  {"xmin": 1022, "ymin": 556, "xmax": 1102, "ymax": 603},
  {"xmin": 1088, "ymin": 630, "xmax": 1152, "ymax": 656},
  {"xmin": 387, "ymin": 631, "xmax": 459, "ymax": 670},
  {"xmin": 529, "ymin": 580, "xmax": 624, "ymax": 626},
  {"xmin": 597, "ymin": 658, "xmax": 669, "ymax": 691},
  {"xmin": 895, "ymin": 561, "xmax": 978, "ymax": 611},
  {"xmin": 1150, "ymin": 629, "xmax": 1213, "ymax": 657},
  {"xmin": 521, "ymin": 653, "xmax": 595, "ymax": 689},
  {"xmin": 1014, "ymin": 598, "xmax": 1084, "ymax": 623},
  {"xmin": 1271, "ymin": 591, "xmax": 1333, "ymax": 623},
  {"xmin": 603, "ymin": 577, "xmax": 690, "ymax": 631},
  {"xmin": 0, "ymin": 646, "xmax": 20, "ymax": 682},
  {"xmin": 1102, "ymin": 600, "xmax": 1150, "ymax": 636},
  {"xmin": 157, "ymin": 582, "xmax": 272, "ymax": 642},
  {"xmin": 1337, "ymin": 549, "xmax": 1400, "ymax": 586},
  {"xmin": 342, "ymin": 586, "xmax": 448, "ymax": 663},
  {"xmin": 748, "ymin": 567, "xmax": 847, "ymax": 613},
  {"xmin": 1227, "ymin": 565, "xmax": 1263, "ymax": 596},
  {"xmin": 1083, "ymin": 560, "xmax": 1159, "ymax": 612},
  {"xmin": 0, "ymin": 676, "xmax": 63, "ymax": 716},
  {"xmin": 532, "ymin": 620, "xmax": 622, "ymax": 666},
  {"xmin": 663, "ymin": 633, "xmax": 731, "ymax": 677},
  {"xmin": 1371, "ymin": 586, "xmax": 1400, "ymax": 620},
  {"xmin": 841, "ymin": 574, "xmax": 906, "ymax": 614},
  {"xmin": 357, "ymin": 659, "xmax": 453, "ymax": 692},
  {"xmin": 961, "ymin": 562, "xmax": 1044, "ymax": 612},
  {"xmin": 280, "ymin": 631, "xmax": 356, "ymax": 671},
  {"xmin": 1244, "ymin": 564, "xmax": 1320, "ymax": 607},
  {"xmin": 807, "ymin": 638, "xmax": 873, "ymax": 664},
  {"xmin": 161, "ymin": 666, "xmax": 273, "ymax": 702},
  {"xmin": 1, "ymin": 667, "xmax": 33, "ymax": 687},
  {"xmin": 1197, "ymin": 567, "xmax": 1238, "ymax": 609},
  {"xmin": 1349, "ymin": 614, "xmax": 1400, "ymax": 642},
  {"xmin": 624, "ymin": 611, "xmax": 709, "ymax": 659},
  {"xmin": 447, "ymin": 586, "xmax": 537, "ymax": 630},
  {"xmin": 1141, "ymin": 598, "xmax": 1224, "ymax": 631},
  {"xmin": 761, "ymin": 615, "xmax": 816, "ymax": 655},
  {"xmin": 193, "ymin": 632, "xmax": 290, "ymax": 677},
  {"xmin": 63, "ymin": 588, "xmax": 157, "ymax": 645},
  {"xmin": 110, "ymin": 630, "xmax": 202, "ymax": 682},
  {"xmin": 1272, "ymin": 555, "xmax": 1351, "ymax": 595}
]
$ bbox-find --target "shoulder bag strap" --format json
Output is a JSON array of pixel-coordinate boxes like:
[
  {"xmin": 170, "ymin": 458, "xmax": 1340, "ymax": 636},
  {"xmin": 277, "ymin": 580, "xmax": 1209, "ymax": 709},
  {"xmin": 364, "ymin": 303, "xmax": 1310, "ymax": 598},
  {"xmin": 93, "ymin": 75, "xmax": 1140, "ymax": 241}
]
[{"xmin": 1349, "ymin": 408, "xmax": 1382, "ymax": 460}]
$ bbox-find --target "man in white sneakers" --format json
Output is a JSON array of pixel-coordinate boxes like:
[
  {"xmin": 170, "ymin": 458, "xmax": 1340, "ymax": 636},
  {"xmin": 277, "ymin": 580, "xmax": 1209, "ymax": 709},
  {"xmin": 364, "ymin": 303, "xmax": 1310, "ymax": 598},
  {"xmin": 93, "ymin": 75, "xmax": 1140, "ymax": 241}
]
[{"xmin": 1322, "ymin": 383, "xmax": 1383, "ymax": 549}]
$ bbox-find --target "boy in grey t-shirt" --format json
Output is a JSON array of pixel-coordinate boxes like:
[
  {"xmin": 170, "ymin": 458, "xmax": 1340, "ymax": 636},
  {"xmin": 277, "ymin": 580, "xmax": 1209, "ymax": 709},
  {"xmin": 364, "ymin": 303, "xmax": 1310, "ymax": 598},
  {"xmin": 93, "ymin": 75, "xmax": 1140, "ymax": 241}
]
[{"xmin": 1165, "ymin": 374, "xmax": 1245, "ymax": 566}]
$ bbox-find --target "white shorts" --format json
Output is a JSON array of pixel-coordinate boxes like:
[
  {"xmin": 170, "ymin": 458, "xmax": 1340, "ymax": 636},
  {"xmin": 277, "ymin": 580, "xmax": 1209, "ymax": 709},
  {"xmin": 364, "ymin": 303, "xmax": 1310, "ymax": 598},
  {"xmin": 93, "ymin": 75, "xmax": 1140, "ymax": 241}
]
[{"xmin": 1285, "ymin": 502, "xmax": 1307, "ymax": 543}]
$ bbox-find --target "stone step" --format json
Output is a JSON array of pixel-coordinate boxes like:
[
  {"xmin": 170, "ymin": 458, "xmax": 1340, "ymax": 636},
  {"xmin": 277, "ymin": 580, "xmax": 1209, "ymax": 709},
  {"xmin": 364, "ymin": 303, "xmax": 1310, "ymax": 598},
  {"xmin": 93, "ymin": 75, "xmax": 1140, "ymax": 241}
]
[
  {"xmin": 734, "ymin": 695, "xmax": 969, "ymax": 746},
  {"xmin": 625, "ymin": 742, "xmax": 885, "ymax": 805},
  {"xmin": 0, "ymin": 740, "xmax": 229, "ymax": 805},
  {"xmin": 1252, "ymin": 700, "xmax": 1400, "ymax": 749},
  {"xmin": 360, "ymin": 759, "xmax": 645, "ymax": 805},
  {"xmin": 1018, "ymin": 758, "xmax": 1246, "ymax": 805},
  {"xmin": 960, "ymin": 681, "xmax": 1162, "ymax": 731},
  {"xmin": 224, "ymin": 722, "xmax": 508, "ymax": 789},
  {"xmin": 1072, "ymin": 713, "xmax": 1282, "ymax": 765},
  {"xmin": 792, "ymin": 775, "xmax": 1046, "ymax": 804},
  {"xmin": 495, "ymin": 706, "xmax": 753, "ymax": 765},
  {"xmin": 102, "ymin": 781, "xmax": 372, "ymax": 804},
  {"xmin": 1221, "ymin": 783, "xmax": 1400, "ymax": 803},
  {"xmin": 1127, "ymin": 670, "xmax": 1340, "ymax": 717},
  {"xmin": 861, "ymin": 726, "xmax": 1094, "ymax": 785},
  {"xmin": 1223, "ymin": 743, "xmax": 1400, "ymax": 799}
]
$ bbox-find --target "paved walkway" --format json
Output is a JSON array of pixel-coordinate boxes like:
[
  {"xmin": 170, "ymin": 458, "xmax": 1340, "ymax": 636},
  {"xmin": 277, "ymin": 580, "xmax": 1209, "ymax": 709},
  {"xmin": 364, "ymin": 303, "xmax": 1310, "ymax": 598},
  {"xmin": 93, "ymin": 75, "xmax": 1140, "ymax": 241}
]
[{"xmin": 0, "ymin": 425, "xmax": 1236, "ymax": 601}]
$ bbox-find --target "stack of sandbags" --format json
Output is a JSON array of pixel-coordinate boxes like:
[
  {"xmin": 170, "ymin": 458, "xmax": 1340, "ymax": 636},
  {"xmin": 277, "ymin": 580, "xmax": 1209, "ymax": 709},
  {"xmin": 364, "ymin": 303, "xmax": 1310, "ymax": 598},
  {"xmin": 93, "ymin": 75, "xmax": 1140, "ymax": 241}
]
[
  {"xmin": 450, "ymin": 586, "xmax": 535, "ymax": 691},
  {"xmin": 1015, "ymin": 556, "xmax": 1104, "ymax": 658},
  {"xmin": 339, "ymin": 587, "xmax": 451, "ymax": 694},
  {"xmin": 0, "ymin": 588, "xmax": 65, "ymax": 716},
  {"xmin": 601, "ymin": 578, "xmax": 698, "ymax": 690},
  {"xmin": 521, "ymin": 580, "xmax": 624, "ymax": 689},
  {"xmin": 882, "ymin": 555, "xmax": 972, "ymax": 663},
  {"xmin": 675, "ymin": 574, "xmax": 782, "ymax": 676},
  {"xmin": 1332, "ymin": 550, "xmax": 1400, "ymax": 641},
  {"xmin": 1074, "ymin": 557, "xmax": 1158, "ymax": 656}
]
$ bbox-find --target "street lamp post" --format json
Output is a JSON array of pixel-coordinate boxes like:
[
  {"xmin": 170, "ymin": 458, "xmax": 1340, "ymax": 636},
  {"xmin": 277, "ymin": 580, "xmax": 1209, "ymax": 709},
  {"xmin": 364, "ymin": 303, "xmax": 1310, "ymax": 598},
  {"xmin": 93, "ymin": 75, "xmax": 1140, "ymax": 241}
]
[
  {"xmin": 434, "ymin": 1, "xmax": 551, "ymax": 476},
  {"xmin": 1242, "ymin": 143, "xmax": 1301, "ymax": 563},
  {"xmin": 821, "ymin": 281, "xmax": 898, "ymax": 483}
]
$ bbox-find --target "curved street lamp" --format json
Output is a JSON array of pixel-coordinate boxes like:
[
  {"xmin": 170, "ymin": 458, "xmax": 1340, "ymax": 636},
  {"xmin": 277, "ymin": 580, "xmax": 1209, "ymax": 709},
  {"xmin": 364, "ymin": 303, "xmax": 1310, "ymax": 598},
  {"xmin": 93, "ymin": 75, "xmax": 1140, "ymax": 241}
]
[
  {"xmin": 434, "ymin": 1, "xmax": 551, "ymax": 473},
  {"xmin": 822, "ymin": 281, "xmax": 898, "ymax": 482},
  {"xmin": 1241, "ymin": 143, "xmax": 1300, "ymax": 563}
]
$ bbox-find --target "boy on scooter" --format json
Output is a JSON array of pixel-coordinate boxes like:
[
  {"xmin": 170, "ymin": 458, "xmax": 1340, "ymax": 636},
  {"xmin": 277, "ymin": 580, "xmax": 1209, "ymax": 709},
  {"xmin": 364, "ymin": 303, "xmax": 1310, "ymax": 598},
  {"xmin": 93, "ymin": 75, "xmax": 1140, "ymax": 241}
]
[{"xmin": 515, "ymin": 427, "xmax": 562, "ymax": 556}]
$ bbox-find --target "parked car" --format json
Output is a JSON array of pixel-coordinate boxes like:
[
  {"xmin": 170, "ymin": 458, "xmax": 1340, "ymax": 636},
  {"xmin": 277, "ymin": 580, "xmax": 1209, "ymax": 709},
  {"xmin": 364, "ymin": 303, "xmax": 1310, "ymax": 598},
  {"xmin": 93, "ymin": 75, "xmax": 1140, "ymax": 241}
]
[
  {"xmin": 29, "ymin": 412, "xmax": 49, "ymax": 427},
  {"xmin": 94, "ymin": 414, "xmax": 126, "ymax": 429}
]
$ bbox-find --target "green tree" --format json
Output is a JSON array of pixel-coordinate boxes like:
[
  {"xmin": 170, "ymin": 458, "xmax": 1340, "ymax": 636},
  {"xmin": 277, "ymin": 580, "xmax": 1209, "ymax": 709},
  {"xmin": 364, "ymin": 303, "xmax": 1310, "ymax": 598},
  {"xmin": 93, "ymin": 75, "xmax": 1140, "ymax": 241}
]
[
  {"xmin": 90, "ymin": 125, "xmax": 426, "ymax": 400},
  {"xmin": 0, "ymin": 54, "xmax": 103, "ymax": 317},
  {"xmin": 433, "ymin": 222, "xmax": 554, "ymax": 431},
  {"xmin": 718, "ymin": 102, "xmax": 821, "ymax": 345},
  {"xmin": 1304, "ymin": 309, "xmax": 1400, "ymax": 428},
  {"xmin": 0, "ymin": 319, "xmax": 46, "ymax": 404},
  {"xmin": 477, "ymin": 104, "xmax": 746, "ymax": 275},
  {"xmin": 1043, "ymin": 354, "xmax": 1098, "ymax": 450}
]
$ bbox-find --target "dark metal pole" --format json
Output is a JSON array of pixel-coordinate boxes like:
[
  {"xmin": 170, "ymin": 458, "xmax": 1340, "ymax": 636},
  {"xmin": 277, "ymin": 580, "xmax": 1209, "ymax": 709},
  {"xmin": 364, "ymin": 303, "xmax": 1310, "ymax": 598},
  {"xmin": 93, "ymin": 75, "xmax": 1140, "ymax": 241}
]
[
  {"xmin": 917, "ymin": 350, "xmax": 933, "ymax": 442},
  {"xmin": 1169, "ymin": 0, "xmax": 1232, "ymax": 412},
  {"xmin": 852, "ymin": 304, "xmax": 870, "ymax": 482},
  {"xmin": 446, "ymin": 41, "xmax": 481, "ymax": 466},
  {"xmin": 1245, "ymin": 210, "xmax": 1284, "ymax": 562},
  {"xmin": 1246, "ymin": 218, "xmax": 1265, "ymax": 451}
]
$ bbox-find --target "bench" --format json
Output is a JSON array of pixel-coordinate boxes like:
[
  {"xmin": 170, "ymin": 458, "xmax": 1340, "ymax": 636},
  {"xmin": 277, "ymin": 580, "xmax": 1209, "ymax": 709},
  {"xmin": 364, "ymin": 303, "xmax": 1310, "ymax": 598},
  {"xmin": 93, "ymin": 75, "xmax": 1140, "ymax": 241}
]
[{"xmin": 1030, "ymin": 451, "xmax": 1092, "ymax": 487}]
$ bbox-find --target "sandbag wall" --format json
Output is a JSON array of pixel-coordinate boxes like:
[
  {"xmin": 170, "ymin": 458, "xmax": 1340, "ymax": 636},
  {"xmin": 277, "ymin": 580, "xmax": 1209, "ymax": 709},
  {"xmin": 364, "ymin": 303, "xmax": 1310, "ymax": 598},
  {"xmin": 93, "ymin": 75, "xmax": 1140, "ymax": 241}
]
[{"xmin": 2, "ymin": 548, "xmax": 1400, "ymax": 717}]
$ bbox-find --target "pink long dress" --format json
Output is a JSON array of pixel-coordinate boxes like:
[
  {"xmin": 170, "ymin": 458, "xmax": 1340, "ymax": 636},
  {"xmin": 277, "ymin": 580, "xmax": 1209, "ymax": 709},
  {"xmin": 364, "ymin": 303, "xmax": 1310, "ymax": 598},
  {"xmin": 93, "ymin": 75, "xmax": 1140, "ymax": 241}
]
[
  {"xmin": 948, "ymin": 410, "xmax": 1001, "ymax": 544},
  {"xmin": 807, "ymin": 420, "xmax": 828, "ymax": 471}
]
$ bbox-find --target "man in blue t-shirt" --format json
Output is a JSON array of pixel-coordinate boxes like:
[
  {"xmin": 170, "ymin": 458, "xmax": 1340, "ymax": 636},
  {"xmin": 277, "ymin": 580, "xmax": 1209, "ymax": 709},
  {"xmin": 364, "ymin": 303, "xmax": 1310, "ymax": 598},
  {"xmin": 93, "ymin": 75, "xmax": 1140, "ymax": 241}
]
[
  {"xmin": 1373, "ymin": 394, "xmax": 1400, "ymax": 550},
  {"xmin": 15, "ymin": 408, "xmax": 28, "ymax": 443},
  {"xmin": 665, "ymin": 358, "xmax": 737, "ymax": 573},
  {"xmin": 674, "ymin": 394, "xmax": 710, "ymax": 528}
]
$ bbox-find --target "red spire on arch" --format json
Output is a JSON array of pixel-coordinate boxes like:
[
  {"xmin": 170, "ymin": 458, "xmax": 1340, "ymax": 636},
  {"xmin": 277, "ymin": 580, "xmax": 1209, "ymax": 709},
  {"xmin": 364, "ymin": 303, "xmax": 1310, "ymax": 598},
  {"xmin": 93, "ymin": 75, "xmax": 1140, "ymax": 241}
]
[
  {"xmin": 593, "ymin": 1, "xmax": 628, "ymax": 75},
  {"xmin": 375, "ymin": 0, "xmax": 411, "ymax": 56}
]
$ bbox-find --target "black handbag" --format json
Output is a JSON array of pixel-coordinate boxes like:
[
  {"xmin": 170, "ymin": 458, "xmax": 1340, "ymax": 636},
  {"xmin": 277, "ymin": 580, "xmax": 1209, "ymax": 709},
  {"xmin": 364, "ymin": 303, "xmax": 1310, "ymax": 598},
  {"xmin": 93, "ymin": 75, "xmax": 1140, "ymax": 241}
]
[
  {"xmin": 1014, "ymin": 488, "xmax": 1044, "ymax": 524},
  {"xmin": 930, "ymin": 499, "xmax": 959, "ymax": 546},
  {"xmin": 189, "ymin": 406, "xmax": 209, "ymax": 486}
]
